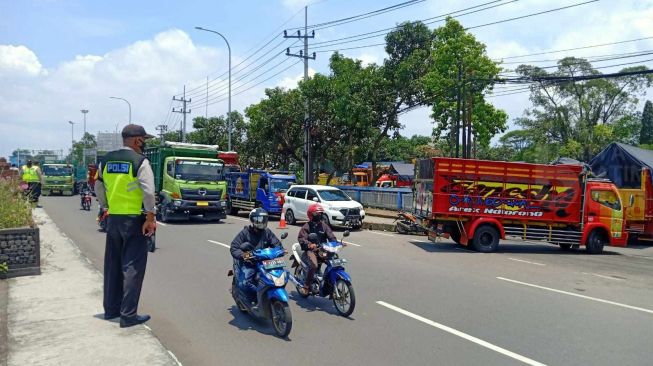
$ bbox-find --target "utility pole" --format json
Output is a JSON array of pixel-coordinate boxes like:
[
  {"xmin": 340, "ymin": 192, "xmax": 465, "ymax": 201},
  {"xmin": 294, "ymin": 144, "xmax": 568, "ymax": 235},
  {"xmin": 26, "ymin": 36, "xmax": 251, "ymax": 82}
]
[
  {"xmin": 68, "ymin": 121, "xmax": 74, "ymax": 164},
  {"xmin": 172, "ymin": 85, "xmax": 191, "ymax": 142},
  {"xmin": 455, "ymin": 60, "xmax": 461, "ymax": 158},
  {"xmin": 156, "ymin": 124, "xmax": 168, "ymax": 143},
  {"xmin": 285, "ymin": 5, "xmax": 315, "ymax": 184},
  {"xmin": 81, "ymin": 109, "xmax": 89, "ymax": 167}
]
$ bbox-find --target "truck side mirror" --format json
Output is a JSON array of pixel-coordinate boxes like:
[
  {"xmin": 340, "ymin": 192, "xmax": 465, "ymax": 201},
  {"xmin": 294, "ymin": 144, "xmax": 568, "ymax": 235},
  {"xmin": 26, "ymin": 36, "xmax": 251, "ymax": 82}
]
[{"xmin": 630, "ymin": 194, "xmax": 635, "ymax": 207}]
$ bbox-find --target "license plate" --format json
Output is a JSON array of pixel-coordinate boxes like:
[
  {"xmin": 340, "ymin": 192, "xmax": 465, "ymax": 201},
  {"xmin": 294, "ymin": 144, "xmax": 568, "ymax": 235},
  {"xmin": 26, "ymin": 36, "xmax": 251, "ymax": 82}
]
[
  {"xmin": 197, "ymin": 201, "xmax": 209, "ymax": 206},
  {"xmin": 262, "ymin": 258, "xmax": 286, "ymax": 270},
  {"xmin": 329, "ymin": 258, "xmax": 346, "ymax": 267}
]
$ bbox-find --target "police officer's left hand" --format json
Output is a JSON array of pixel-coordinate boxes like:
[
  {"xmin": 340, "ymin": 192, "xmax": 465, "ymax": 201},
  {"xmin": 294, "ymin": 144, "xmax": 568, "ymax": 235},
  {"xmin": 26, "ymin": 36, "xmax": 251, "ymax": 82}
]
[{"xmin": 143, "ymin": 213, "xmax": 156, "ymax": 237}]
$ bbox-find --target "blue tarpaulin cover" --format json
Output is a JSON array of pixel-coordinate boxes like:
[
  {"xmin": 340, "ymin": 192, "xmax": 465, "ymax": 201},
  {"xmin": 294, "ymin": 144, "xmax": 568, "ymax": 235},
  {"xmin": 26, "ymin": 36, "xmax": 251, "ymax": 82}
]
[{"xmin": 590, "ymin": 142, "xmax": 653, "ymax": 188}]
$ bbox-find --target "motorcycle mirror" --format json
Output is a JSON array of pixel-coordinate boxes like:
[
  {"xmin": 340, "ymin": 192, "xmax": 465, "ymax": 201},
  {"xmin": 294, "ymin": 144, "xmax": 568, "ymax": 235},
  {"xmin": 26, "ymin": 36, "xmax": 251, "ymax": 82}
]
[
  {"xmin": 280, "ymin": 232, "xmax": 288, "ymax": 239},
  {"xmin": 343, "ymin": 230, "xmax": 350, "ymax": 237},
  {"xmin": 308, "ymin": 233, "xmax": 319, "ymax": 242}
]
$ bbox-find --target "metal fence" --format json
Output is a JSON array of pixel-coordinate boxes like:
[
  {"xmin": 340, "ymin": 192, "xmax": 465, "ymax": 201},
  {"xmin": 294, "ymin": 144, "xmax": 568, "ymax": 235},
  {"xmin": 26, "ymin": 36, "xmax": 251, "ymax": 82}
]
[{"xmin": 335, "ymin": 186, "xmax": 412, "ymax": 211}]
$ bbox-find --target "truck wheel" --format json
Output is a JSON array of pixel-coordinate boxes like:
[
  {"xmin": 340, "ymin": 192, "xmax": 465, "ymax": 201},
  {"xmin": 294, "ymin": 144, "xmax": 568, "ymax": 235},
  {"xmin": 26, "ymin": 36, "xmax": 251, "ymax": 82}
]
[
  {"xmin": 586, "ymin": 230, "xmax": 606, "ymax": 254},
  {"xmin": 285, "ymin": 209, "xmax": 296, "ymax": 225},
  {"xmin": 472, "ymin": 225, "xmax": 500, "ymax": 253}
]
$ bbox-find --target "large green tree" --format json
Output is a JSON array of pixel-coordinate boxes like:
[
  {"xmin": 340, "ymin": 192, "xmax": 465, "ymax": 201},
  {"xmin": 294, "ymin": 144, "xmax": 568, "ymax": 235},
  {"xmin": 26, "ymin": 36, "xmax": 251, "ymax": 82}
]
[
  {"xmin": 515, "ymin": 59, "xmax": 652, "ymax": 161},
  {"xmin": 423, "ymin": 17, "xmax": 507, "ymax": 158},
  {"xmin": 66, "ymin": 133, "xmax": 97, "ymax": 164},
  {"xmin": 640, "ymin": 100, "xmax": 653, "ymax": 145},
  {"xmin": 188, "ymin": 111, "xmax": 247, "ymax": 151}
]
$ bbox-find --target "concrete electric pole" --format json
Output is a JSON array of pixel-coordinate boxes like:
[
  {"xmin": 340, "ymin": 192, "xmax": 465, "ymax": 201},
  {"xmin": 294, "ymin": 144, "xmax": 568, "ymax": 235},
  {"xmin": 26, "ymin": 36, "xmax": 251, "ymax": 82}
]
[
  {"xmin": 172, "ymin": 86, "xmax": 191, "ymax": 142},
  {"xmin": 284, "ymin": 6, "xmax": 315, "ymax": 184},
  {"xmin": 80, "ymin": 109, "xmax": 89, "ymax": 167}
]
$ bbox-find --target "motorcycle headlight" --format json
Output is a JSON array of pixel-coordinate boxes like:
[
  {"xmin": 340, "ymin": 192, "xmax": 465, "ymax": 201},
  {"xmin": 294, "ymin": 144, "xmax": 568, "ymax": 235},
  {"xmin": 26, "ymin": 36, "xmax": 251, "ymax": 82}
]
[{"xmin": 266, "ymin": 272, "xmax": 287, "ymax": 287}]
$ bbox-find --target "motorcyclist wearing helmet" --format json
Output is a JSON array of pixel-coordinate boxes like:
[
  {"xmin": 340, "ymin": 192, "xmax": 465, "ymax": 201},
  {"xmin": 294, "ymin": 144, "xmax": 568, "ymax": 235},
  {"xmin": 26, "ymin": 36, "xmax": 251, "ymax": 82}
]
[
  {"xmin": 297, "ymin": 203, "xmax": 336, "ymax": 296},
  {"xmin": 230, "ymin": 208, "xmax": 283, "ymax": 303}
]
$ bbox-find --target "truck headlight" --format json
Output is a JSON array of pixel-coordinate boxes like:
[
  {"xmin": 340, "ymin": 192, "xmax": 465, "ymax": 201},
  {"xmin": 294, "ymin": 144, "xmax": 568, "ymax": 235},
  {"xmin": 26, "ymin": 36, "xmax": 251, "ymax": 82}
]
[
  {"xmin": 221, "ymin": 201, "xmax": 226, "ymax": 207},
  {"xmin": 173, "ymin": 200, "xmax": 182, "ymax": 207}
]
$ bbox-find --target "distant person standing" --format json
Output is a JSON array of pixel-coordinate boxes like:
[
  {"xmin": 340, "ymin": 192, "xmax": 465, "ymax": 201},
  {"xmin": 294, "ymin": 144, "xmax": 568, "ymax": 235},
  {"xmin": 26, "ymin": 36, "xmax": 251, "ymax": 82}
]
[{"xmin": 95, "ymin": 124, "xmax": 156, "ymax": 328}]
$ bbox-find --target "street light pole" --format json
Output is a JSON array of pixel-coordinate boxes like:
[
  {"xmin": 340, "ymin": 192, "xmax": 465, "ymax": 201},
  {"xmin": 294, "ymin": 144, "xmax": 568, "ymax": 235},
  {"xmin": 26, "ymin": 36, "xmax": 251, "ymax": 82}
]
[
  {"xmin": 80, "ymin": 109, "xmax": 89, "ymax": 167},
  {"xmin": 109, "ymin": 96, "xmax": 132, "ymax": 124},
  {"xmin": 195, "ymin": 26, "xmax": 232, "ymax": 151},
  {"xmin": 68, "ymin": 121, "xmax": 74, "ymax": 164}
]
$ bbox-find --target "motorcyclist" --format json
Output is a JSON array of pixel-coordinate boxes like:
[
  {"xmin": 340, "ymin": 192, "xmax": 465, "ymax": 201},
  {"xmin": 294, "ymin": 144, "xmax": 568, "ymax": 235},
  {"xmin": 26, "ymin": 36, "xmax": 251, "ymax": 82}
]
[
  {"xmin": 230, "ymin": 208, "xmax": 283, "ymax": 303},
  {"xmin": 297, "ymin": 203, "xmax": 336, "ymax": 296}
]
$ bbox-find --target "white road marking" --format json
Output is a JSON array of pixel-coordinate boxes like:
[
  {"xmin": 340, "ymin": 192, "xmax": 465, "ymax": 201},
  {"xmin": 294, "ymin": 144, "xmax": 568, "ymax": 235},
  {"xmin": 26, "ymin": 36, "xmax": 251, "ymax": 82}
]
[
  {"xmin": 229, "ymin": 216, "xmax": 250, "ymax": 222},
  {"xmin": 581, "ymin": 272, "xmax": 626, "ymax": 281},
  {"xmin": 376, "ymin": 301, "xmax": 546, "ymax": 366},
  {"xmin": 497, "ymin": 277, "xmax": 653, "ymax": 315},
  {"xmin": 367, "ymin": 230, "xmax": 395, "ymax": 237},
  {"xmin": 207, "ymin": 240, "xmax": 230, "ymax": 249},
  {"xmin": 508, "ymin": 258, "xmax": 546, "ymax": 266},
  {"xmin": 156, "ymin": 221, "xmax": 167, "ymax": 226},
  {"xmin": 167, "ymin": 350, "xmax": 184, "ymax": 366},
  {"xmin": 343, "ymin": 241, "xmax": 362, "ymax": 247}
]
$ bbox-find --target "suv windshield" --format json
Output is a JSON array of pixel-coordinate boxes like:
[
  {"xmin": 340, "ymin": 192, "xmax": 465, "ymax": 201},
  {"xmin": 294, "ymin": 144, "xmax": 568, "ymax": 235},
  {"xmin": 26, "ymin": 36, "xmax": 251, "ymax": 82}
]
[
  {"xmin": 43, "ymin": 165, "xmax": 73, "ymax": 176},
  {"xmin": 175, "ymin": 160, "xmax": 224, "ymax": 181},
  {"xmin": 270, "ymin": 179, "xmax": 293, "ymax": 193},
  {"xmin": 318, "ymin": 189, "xmax": 351, "ymax": 201}
]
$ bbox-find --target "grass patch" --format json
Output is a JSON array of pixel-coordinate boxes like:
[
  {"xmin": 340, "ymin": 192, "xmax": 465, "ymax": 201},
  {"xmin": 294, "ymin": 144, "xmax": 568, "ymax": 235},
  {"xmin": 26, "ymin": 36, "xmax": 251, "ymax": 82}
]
[{"xmin": 0, "ymin": 179, "xmax": 33, "ymax": 229}]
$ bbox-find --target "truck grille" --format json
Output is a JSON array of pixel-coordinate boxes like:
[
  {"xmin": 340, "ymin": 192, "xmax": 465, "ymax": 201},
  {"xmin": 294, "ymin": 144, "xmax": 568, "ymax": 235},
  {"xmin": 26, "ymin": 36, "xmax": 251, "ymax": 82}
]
[
  {"xmin": 340, "ymin": 208, "xmax": 360, "ymax": 217},
  {"xmin": 180, "ymin": 188, "xmax": 222, "ymax": 201}
]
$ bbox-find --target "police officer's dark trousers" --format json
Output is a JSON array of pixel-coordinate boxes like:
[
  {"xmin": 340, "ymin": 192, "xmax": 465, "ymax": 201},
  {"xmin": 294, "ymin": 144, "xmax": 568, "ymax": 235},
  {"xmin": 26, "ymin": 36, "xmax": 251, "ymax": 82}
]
[{"xmin": 104, "ymin": 214, "xmax": 148, "ymax": 318}]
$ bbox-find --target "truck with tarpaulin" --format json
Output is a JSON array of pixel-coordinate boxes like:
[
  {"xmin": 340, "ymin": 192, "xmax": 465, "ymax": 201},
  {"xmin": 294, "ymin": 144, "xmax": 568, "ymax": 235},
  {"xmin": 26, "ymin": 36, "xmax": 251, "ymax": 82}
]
[
  {"xmin": 590, "ymin": 142, "xmax": 653, "ymax": 244},
  {"xmin": 41, "ymin": 162, "xmax": 75, "ymax": 196},
  {"xmin": 413, "ymin": 157, "xmax": 631, "ymax": 254},
  {"xmin": 145, "ymin": 142, "xmax": 228, "ymax": 222},
  {"xmin": 226, "ymin": 169, "xmax": 296, "ymax": 215}
]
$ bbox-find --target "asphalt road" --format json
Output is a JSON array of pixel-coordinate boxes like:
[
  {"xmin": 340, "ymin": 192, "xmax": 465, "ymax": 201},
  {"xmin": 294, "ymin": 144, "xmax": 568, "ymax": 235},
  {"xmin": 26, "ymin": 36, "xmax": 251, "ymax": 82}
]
[{"xmin": 42, "ymin": 196, "xmax": 653, "ymax": 366}]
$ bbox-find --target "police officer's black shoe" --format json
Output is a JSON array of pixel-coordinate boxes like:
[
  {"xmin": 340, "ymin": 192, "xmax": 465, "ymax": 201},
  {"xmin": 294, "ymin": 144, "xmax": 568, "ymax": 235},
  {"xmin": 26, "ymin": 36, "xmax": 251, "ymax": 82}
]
[
  {"xmin": 120, "ymin": 314, "xmax": 151, "ymax": 328},
  {"xmin": 104, "ymin": 312, "xmax": 120, "ymax": 320}
]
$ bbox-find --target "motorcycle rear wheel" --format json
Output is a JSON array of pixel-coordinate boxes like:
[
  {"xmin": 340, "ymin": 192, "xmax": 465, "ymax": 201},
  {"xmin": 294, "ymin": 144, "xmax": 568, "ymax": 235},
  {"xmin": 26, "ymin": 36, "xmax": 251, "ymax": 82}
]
[
  {"xmin": 293, "ymin": 266, "xmax": 309, "ymax": 298},
  {"xmin": 231, "ymin": 277, "xmax": 247, "ymax": 313},
  {"xmin": 270, "ymin": 300, "xmax": 292, "ymax": 338},
  {"xmin": 333, "ymin": 279, "xmax": 356, "ymax": 317}
]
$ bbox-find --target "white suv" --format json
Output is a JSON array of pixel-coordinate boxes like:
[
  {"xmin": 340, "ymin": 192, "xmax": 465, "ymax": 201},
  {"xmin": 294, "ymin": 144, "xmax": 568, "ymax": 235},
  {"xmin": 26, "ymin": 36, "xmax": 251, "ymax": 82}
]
[{"xmin": 283, "ymin": 185, "xmax": 365, "ymax": 229}]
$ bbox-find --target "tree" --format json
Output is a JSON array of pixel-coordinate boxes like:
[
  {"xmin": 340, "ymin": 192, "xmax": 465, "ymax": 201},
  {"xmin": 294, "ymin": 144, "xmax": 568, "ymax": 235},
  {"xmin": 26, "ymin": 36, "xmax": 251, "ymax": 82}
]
[
  {"xmin": 423, "ymin": 17, "xmax": 507, "ymax": 157},
  {"xmin": 66, "ymin": 133, "xmax": 97, "ymax": 164},
  {"xmin": 640, "ymin": 100, "xmax": 653, "ymax": 145},
  {"xmin": 188, "ymin": 111, "xmax": 247, "ymax": 151},
  {"xmin": 516, "ymin": 59, "xmax": 652, "ymax": 161}
]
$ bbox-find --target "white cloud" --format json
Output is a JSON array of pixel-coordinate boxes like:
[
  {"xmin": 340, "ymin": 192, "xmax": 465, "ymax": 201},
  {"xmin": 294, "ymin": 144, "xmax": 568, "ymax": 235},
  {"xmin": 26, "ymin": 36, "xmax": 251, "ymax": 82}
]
[
  {"xmin": 282, "ymin": 0, "xmax": 311, "ymax": 11},
  {"xmin": 0, "ymin": 45, "xmax": 46, "ymax": 77},
  {"xmin": 356, "ymin": 53, "xmax": 380, "ymax": 66},
  {"xmin": 277, "ymin": 67, "xmax": 316, "ymax": 89},
  {"xmin": 0, "ymin": 29, "xmax": 227, "ymax": 157}
]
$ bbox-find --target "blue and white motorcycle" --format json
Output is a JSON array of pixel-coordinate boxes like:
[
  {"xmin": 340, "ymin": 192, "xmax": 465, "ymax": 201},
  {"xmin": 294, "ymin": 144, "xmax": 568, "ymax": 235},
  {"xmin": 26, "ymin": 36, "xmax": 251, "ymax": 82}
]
[
  {"xmin": 290, "ymin": 231, "xmax": 356, "ymax": 317},
  {"xmin": 228, "ymin": 232, "xmax": 292, "ymax": 337}
]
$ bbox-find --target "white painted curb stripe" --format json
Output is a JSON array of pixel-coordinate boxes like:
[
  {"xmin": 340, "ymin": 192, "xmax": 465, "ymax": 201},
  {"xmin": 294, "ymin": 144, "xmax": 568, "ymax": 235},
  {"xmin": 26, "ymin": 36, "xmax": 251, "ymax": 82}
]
[
  {"xmin": 343, "ymin": 241, "xmax": 362, "ymax": 247},
  {"xmin": 207, "ymin": 240, "xmax": 230, "ymax": 249},
  {"xmin": 497, "ymin": 277, "xmax": 653, "ymax": 314},
  {"xmin": 156, "ymin": 221, "xmax": 167, "ymax": 226},
  {"xmin": 508, "ymin": 258, "xmax": 546, "ymax": 266},
  {"xmin": 376, "ymin": 301, "xmax": 546, "ymax": 366}
]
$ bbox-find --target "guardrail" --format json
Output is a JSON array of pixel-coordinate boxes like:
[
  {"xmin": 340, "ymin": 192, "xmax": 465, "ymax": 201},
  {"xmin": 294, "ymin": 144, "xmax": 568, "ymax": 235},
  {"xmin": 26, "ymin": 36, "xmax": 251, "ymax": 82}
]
[{"xmin": 334, "ymin": 186, "xmax": 413, "ymax": 211}]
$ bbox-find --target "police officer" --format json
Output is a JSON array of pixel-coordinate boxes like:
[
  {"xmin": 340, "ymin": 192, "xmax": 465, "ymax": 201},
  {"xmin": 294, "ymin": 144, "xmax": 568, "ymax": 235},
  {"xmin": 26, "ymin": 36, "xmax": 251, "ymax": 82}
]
[
  {"xmin": 95, "ymin": 124, "xmax": 156, "ymax": 328},
  {"xmin": 20, "ymin": 159, "xmax": 42, "ymax": 203}
]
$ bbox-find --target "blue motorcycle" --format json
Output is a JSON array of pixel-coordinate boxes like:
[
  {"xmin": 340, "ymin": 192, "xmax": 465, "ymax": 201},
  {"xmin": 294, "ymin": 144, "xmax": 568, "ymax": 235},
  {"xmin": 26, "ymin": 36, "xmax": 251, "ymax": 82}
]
[
  {"xmin": 290, "ymin": 231, "xmax": 356, "ymax": 317},
  {"xmin": 228, "ymin": 232, "xmax": 293, "ymax": 337}
]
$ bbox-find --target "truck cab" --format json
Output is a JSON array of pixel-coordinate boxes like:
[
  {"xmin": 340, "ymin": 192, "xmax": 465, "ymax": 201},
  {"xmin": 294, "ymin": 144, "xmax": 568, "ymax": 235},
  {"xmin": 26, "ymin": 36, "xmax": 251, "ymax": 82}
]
[
  {"xmin": 41, "ymin": 163, "xmax": 74, "ymax": 196},
  {"xmin": 159, "ymin": 157, "xmax": 227, "ymax": 222},
  {"xmin": 227, "ymin": 170, "xmax": 296, "ymax": 215}
]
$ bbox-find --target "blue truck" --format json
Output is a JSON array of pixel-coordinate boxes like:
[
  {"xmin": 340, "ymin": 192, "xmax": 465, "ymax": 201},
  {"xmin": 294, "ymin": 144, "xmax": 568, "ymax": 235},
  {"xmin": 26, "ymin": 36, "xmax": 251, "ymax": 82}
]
[{"xmin": 226, "ymin": 169, "xmax": 296, "ymax": 215}]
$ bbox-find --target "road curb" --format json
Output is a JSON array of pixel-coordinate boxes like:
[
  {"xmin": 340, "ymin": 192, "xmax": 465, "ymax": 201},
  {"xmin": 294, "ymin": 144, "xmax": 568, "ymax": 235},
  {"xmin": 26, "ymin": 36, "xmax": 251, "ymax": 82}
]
[
  {"xmin": 0, "ymin": 279, "xmax": 7, "ymax": 366},
  {"xmin": 362, "ymin": 221, "xmax": 396, "ymax": 232}
]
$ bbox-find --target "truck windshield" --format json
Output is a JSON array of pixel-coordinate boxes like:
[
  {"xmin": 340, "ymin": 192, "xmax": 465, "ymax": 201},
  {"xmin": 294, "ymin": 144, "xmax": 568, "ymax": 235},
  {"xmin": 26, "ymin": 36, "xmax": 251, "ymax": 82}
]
[
  {"xmin": 318, "ymin": 189, "xmax": 351, "ymax": 201},
  {"xmin": 43, "ymin": 165, "xmax": 72, "ymax": 176},
  {"xmin": 270, "ymin": 179, "xmax": 293, "ymax": 193},
  {"xmin": 175, "ymin": 160, "xmax": 224, "ymax": 181}
]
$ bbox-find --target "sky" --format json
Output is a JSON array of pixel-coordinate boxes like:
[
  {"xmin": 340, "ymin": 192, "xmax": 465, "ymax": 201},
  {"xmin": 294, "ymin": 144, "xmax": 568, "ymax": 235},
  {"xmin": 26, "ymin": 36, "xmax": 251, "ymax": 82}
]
[{"xmin": 1, "ymin": 0, "xmax": 652, "ymax": 159}]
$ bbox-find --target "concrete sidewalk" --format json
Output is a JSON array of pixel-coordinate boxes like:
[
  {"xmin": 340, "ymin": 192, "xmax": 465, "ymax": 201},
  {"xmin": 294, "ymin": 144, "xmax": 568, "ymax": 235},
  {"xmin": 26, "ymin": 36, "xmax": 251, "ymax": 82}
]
[{"xmin": 6, "ymin": 208, "xmax": 179, "ymax": 366}]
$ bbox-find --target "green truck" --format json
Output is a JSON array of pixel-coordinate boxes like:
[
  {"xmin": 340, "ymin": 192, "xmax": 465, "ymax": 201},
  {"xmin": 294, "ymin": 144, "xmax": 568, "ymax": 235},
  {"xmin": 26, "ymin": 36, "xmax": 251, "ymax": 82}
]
[
  {"xmin": 145, "ymin": 142, "xmax": 228, "ymax": 222},
  {"xmin": 41, "ymin": 163, "xmax": 75, "ymax": 196}
]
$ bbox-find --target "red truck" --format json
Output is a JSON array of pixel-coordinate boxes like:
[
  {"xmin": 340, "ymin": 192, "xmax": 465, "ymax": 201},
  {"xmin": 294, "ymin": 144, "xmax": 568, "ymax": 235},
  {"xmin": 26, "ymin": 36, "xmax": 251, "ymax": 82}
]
[{"xmin": 413, "ymin": 158, "xmax": 630, "ymax": 254}]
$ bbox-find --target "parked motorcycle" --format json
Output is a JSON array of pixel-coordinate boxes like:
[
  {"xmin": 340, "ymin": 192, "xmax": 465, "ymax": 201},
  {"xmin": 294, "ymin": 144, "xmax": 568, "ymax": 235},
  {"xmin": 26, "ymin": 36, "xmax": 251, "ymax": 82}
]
[
  {"xmin": 394, "ymin": 211, "xmax": 426, "ymax": 235},
  {"xmin": 228, "ymin": 232, "xmax": 292, "ymax": 338},
  {"xmin": 290, "ymin": 231, "xmax": 356, "ymax": 317}
]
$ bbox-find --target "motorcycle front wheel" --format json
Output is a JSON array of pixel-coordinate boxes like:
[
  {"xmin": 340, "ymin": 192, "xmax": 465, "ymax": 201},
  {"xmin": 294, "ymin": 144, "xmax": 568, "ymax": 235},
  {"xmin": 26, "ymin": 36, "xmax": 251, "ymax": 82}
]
[
  {"xmin": 270, "ymin": 300, "xmax": 292, "ymax": 338},
  {"xmin": 333, "ymin": 279, "xmax": 356, "ymax": 317}
]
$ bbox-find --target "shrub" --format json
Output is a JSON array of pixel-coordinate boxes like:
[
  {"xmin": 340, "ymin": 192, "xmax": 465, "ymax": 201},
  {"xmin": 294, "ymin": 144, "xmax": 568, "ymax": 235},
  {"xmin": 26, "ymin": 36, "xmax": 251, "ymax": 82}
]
[{"xmin": 0, "ymin": 178, "xmax": 33, "ymax": 229}]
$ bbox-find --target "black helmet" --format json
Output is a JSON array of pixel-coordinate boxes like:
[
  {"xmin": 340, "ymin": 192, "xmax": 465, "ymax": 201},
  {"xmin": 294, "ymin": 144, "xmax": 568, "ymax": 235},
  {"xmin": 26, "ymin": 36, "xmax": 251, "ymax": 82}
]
[{"xmin": 249, "ymin": 208, "xmax": 269, "ymax": 230}]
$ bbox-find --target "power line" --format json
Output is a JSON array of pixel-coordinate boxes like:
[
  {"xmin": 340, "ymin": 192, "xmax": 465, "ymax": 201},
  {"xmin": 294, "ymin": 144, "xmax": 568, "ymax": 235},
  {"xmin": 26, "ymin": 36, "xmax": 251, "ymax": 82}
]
[
  {"xmin": 499, "ymin": 51, "xmax": 653, "ymax": 74},
  {"xmin": 500, "ymin": 49, "xmax": 653, "ymax": 65}
]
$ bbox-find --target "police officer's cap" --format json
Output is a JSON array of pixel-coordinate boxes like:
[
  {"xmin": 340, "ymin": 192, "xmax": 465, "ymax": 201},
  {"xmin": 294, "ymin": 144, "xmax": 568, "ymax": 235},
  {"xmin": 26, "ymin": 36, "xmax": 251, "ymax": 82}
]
[{"xmin": 122, "ymin": 124, "xmax": 155, "ymax": 139}]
